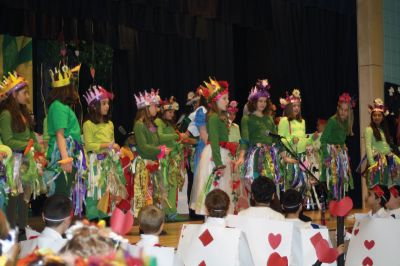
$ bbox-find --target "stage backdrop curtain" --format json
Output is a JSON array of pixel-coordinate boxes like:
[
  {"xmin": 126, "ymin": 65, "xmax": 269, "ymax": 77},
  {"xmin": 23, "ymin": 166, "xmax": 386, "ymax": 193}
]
[{"xmin": 0, "ymin": 0, "xmax": 360, "ymax": 206}]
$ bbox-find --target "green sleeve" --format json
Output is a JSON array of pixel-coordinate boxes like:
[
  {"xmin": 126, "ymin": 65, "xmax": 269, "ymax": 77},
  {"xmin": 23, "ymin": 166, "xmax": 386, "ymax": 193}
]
[
  {"xmin": 0, "ymin": 111, "xmax": 27, "ymax": 150},
  {"xmin": 83, "ymin": 121, "xmax": 102, "ymax": 152},
  {"xmin": 278, "ymin": 117, "xmax": 292, "ymax": 148},
  {"xmin": 208, "ymin": 114, "xmax": 223, "ymax": 167},
  {"xmin": 240, "ymin": 115, "xmax": 249, "ymax": 150},
  {"xmin": 320, "ymin": 118, "xmax": 333, "ymax": 160},
  {"xmin": 154, "ymin": 118, "xmax": 178, "ymax": 144},
  {"xmin": 31, "ymin": 130, "xmax": 42, "ymax": 152},
  {"xmin": 364, "ymin": 127, "xmax": 375, "ymax": 165},
  {"xmin": 48, "ymin": 101, "xmax": 69, "ymax": 133},
  {"xmin": 134, "ymin": 121, "xmax": 161, "ymax": 160}
]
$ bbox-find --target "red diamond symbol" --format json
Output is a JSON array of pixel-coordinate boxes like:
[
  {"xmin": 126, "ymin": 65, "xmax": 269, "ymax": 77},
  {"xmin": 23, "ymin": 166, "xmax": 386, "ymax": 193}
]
[
  {"xmin": 198, "ymin": 261, "xmax": 206, "ymax": 266},
  {"xmin": 199, "ymin": 229, "xmax": 214, "ymax": 246}
]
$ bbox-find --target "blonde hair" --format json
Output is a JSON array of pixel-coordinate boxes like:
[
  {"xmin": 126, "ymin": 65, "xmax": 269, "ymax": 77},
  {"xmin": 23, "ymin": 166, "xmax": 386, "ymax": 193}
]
[
  {"xmin": 138, "ymin": 205, "xmax": 164, "ymax": 234},
  {"xmin": 61, "ymin": 226, "xmax": 114, "ymax": 258}
]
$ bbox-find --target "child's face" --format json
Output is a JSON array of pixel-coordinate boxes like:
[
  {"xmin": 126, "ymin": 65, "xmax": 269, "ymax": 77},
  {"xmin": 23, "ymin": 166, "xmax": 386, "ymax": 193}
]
[
  {"xmin": 372, "ymin": 111, "xmax": 383, "ymax": 126},
  {"xmin": 386, "ymin": 193, "xmax": 400, "ymax": 210},
  {"xmin": 163, "ymin": 109, "xmax": 175, "ymax": 121},
  {"xmin": 256, "ymin": 97, "xmax": 268, "ymax": 112},
  {"xmin": 216, "ymin": 94, "xmax": 229, "ymax": 111},
  {"xmin": 337, "ymin": 102, "xmax": 349, "ymax": 120},
  {"xmin": 100, "ymin": 98, "xmax": 110, "ymax": 116},
  {"xmin": 366, "ymin": 190, "xmax": 380, "ymax": 209},
  {"xmin": 148, "ymin": 104, "xmax": 158, "ymax": 117},
  {"xmin": 317, "ymin": 123, "xmax": 326, "ymax": 133},
  {"xmin": 14, "ymin": 87, "xmax": 30, "ymax": 105},
  {"xmin": 292, "ymin": 102, "xmax": 301, "ymax": 116},
  {"xmin": 228, "ymin": 112, "xmax": 237, "ymax": 121}
]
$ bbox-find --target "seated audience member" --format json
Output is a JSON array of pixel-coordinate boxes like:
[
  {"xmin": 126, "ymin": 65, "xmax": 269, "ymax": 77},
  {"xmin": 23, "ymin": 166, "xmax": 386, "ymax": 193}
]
[
  {"xmin": 238, "ymin": 177, "xmax": 284, "ymax": 220},
  {"xmin": 282, "ymin": 189, "xmax": 312, "ymax": 228},
  {"xmin": 19, "ymin": 195, "xmax": 73, "ymax": 258},
  {"xmin": 366, "ymin": 184, "xmax": 391, "ymax": 218},
  {"xmin": 0, "ymin": 210, "xmax": 19, "ymax": 266},
  {"xmin": 204, "ymin": 189, "xmax": 254, "ymax": 266},
  {"xmin": 136, "ymin": 205, "xmax": 165, "ymax": 247},
  {"xmin": 386, "ymin": 185, "xmax": 400, "ymax": 219}
]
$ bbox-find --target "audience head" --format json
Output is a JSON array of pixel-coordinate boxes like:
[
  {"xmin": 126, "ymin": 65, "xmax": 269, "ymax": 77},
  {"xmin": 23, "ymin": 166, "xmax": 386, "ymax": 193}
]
[
  {"xmin": 205, "ymin": 189, "xmax": 230, "ymax": 218},
  {"xmin": 386, "ymin": 185, "xmax": 400, "ymax": 210},
  {"xmin": 281, "ymin": 189, "xmax": 303, "ymax": 216},
  {"xmin": 367, "ymin": 184, "xmax": 390, "ymax": 209},
  {"xmin": 250, "ymin": 176, "xmax": 276, "ymax": 206},
  {"xmin": 42, "ymin": 195, "xmax": 73, "ymax": 231},
  {"xmin": 138, "ymin": 205, "xmax": 165, "ymax": 235}
]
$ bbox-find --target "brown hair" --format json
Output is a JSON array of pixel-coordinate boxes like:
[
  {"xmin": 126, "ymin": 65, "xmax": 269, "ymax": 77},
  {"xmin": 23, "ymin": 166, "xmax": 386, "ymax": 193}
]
[
  {"xmin": 135, "ymin": 107, "xmax": 155, "ymax": 128},
  {"xmin": 0, "ymin": 87, "xmax": 34, "ymax": 133},
  {"xmin": 61, "ymin": 226, "xmax": 114, "ymax": 258},
  {"xmin": 370, "ymin": 112, "xmax": 391, "ymax": 143},
  {"xmin": 0, "ymin": 210, "xmax": 10, "ymax": 240},
  {"xmin": 85, "ymin": 100, "xmax": 111, "ymax": 124},
  {"xmin": 138, "ymin": 205, "xmax": 164, "ymax": 234},
  {"xmin": 47, "ymin": 83, "xmax": 80, "ymax": 107},
  {"xmin": 205, "ymin": 189, "xmax": 230, "ymax": 218},
  {"xmin": 247, "ymin": 98, "xmax": 272, "ymax": 115},
  {"xmin": 283, "ymin": 103, "xmax": 302, "ymax": 122}
]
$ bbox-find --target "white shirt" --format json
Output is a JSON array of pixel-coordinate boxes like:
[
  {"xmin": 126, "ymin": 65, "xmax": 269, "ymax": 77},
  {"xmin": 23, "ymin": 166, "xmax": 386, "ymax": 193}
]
[
  {"xmin": 136, "ymin": 234, "xmax": 160, "ymax": 247},
  {"xmin": 238, "ymin": 206, "xmax": 285, "ymax": 220},
  {"xmin": 285, "ymin": 218, "xmax": 312, "ymax": 228},
  {"xmin": 367, "ymin": 207, "xmax": 391, "ymax": 218},
  {"xmin": 19, "ymin": 227, "xmax": 67, "ymax": 258},
  {"xmin": 389, "ymin": 208, "xmax": 400, "ymax": 219}
]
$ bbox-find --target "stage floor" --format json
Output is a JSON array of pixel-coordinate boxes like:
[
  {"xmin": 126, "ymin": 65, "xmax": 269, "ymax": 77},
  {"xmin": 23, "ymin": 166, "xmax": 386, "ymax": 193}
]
[{"xmin": 27, "ymin": 209, "xmax": 368, "ymax": 248}]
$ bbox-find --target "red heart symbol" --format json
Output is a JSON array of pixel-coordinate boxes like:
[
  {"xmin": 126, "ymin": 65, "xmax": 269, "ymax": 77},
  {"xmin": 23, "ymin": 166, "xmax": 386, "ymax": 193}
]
[
  {"xmin": 110, "ymin": 207, "xmax": 134, "ymax": 236},
  {"xmin": 314, "ymin": 238, "xmax": 339, "ymax": 263},
  {"xmin": 268, "ymin": 233, "xmax": 282, "ymax": 250},
  {"xmin": 328, "ymin": 196, "xmax": 353, "ymax": 217},
  {"xmin": 362, "ymin": 256, "xmax": 373, "ymax": 266},
  {"xmin": 364, "ymin": 240, "xmax": 375, "ymax": 250},
  {"xmin": 354, "ymin": 228, "xmax": 359, "ymax": 236},
  {"xmin": 267, "ymin": 252, "xmax": 288, "ymax": 266}
]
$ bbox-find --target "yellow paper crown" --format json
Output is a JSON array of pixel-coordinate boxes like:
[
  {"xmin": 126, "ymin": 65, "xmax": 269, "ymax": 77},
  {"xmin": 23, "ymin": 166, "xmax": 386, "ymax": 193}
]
[
  {"xmin": 0, "ymin": 71, "xmax": 28, "ymax": 95},
  {"xmin": 49, "ymin": 65, "xmax": 72, "ymax": 88},
  {"xmin": 202, "ymin": 77, "xmax": 229, "ymax": 102}
]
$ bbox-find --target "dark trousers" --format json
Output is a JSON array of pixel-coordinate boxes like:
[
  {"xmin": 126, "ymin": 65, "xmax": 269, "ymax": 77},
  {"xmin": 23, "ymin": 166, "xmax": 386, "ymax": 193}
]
[{"xmin": 6, "ymin": 193, "xmax": 29, "ymax": 229}]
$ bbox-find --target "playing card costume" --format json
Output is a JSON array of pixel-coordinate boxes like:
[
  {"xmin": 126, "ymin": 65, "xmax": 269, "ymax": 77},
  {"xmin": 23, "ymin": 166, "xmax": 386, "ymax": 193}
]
[
  {"xmin": 82, "ymin": 85, "xmax": 127, "ymax": 220},
  {"xmin": 154, "ymin": 97, "xmax": 187, "ymax": 221},
  {"xmin": 278, "ymin": 89, "xmax": 311, "ymax": 192},
  {"xmin": 363, "ymin": 98, "xmax": 400, "ymax": 187},
  {"xmin": 189, "ymin": 78, "xmax": 239, "ymax": 215},
  {"xmin": 320, "ymin": 93, "xmax": 355, "ymax": 199},
  {"xmin": 0, "ymin": 71, "xmax": 43, "ymax": 228}
]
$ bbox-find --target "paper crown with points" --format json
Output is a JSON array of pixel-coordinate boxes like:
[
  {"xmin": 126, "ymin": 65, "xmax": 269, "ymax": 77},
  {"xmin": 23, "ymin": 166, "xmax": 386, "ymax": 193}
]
[
  {"xmin": 49, "ymin": 65, "xmax": 72, "ymax": 88},
  {"xmin": 279, "ymin": 89, "xmax": 302, "ymax": 109},
  {"xmin": 83, "ymin": 85, "xmax": 114, "ymax": 106},
  {"xmin": 134, "ymin": 89, "xmax": 161, "ymax": 109},
  {"xmin": 248, "ymin": 79, "xmax": 271, "ymax": 101},
  {"xmin": 161, "ymin": 96, "xmax": 179, "ymax": 111},
  {"xmin": 199, "ymin": 77, "xmax": 229, "ymax": 103},
  {"xmin": 368, "ymin": 98, "xmax": 389, "ymax": 116},
  {"xmin": 0, "ymin": 71, "xmax": 28, "ymax": 95}
]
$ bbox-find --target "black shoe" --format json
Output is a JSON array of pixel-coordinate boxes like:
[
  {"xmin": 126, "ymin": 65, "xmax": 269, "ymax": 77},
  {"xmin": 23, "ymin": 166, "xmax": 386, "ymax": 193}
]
[{"xmin": 189, "ymin": 209, "xmax": 204, "ymax": 221}]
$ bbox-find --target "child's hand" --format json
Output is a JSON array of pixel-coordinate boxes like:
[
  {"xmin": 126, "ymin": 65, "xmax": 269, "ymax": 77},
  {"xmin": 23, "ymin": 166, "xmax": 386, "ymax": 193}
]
[
  {"xmin": 61, "ymin": 161, "xmax": 73, "ymax": 173},
  {"xmin": 165, "ymin": 147, "xmax": 172, "ymax": 156},
  {"xmin": 113, "ymin": 143, "xmax": 120, "ymax": 151},
  {"xmin": 336, "ymin": 244, "xmax": 345, "ymax": 255},
  {"xmin": 293, "ymin": 137, "xmax": 299, "ymax": 144}
]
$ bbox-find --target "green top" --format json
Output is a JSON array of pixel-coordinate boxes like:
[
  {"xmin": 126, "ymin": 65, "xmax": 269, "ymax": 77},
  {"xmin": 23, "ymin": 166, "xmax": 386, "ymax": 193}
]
[
  {"xmin": 248, "ymin": 114, "xmax": 277, "ymax": 146},
  {"xmin": 0, "ymin": 110, "xmax": 40, "ymax": 151},
  {"xmin": 240, "ymin": 114, "xmax": 249, "ymax": 150},
  {"xmin": 133, "ymin": 120, "xmax": 161, "ymax": 160},
  {"xmin": 154, "ymin": 118, "xmax": 179, "ymax": 148},
  {"xmin": 47, "ymin": 100, "xmax": 81, "ymax": 158},
  {"xmin": 364, "ymin": 126, "xmax": 391, "ymax": 165},
  {"xmin": 207, "ymin": 113, "xmax": 229, "ymax": 167},
  {"xmin": 278, "ymin": 117, "xmax": 311, "ymax": 154},
  {"xmin": 83, "ymin": 120, "xmax": 115, "ymax": 153},
  {"xmin": 320, "ymin": 115, "xmax": 348, "ymax": 159},
  {"xmin": 228, "ymin": 123, "xmax": 241, "ymax": 143}
]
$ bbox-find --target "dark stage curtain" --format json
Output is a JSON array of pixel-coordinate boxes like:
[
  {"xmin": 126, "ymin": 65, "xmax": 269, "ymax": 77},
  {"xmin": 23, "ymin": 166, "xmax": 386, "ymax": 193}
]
[{"xmin": 1, "ymin": 0, "xmax": 360, "ymax": 206}]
